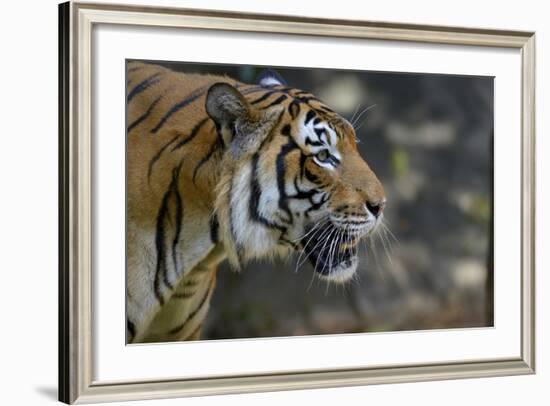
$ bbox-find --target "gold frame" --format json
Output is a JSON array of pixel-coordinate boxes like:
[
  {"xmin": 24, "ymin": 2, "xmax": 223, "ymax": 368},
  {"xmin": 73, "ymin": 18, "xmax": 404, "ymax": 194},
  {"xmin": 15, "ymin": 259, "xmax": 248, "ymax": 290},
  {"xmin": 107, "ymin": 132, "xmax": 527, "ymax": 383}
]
[{"xmin": 58, "ymin": 1, "xmax": 536, "ymax": 403}]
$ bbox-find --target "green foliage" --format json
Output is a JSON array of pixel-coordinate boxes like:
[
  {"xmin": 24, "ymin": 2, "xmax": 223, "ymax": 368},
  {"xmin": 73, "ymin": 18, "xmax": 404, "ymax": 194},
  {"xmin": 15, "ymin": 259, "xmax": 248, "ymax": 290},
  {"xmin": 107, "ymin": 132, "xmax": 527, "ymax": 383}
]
[
  {"xmin": 390, "ymin": 147, "xmax": 409, "ymax": 178},
  {"xmin": 466, "ymin": 195, "xmax": 491, "ymax": 224}
]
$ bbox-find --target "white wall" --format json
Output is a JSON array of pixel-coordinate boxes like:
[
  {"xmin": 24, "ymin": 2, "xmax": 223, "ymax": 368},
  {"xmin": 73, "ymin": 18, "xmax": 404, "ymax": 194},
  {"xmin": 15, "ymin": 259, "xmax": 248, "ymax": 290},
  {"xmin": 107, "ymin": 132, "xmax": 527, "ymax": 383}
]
[{"xmin": 1, "ymin": 0, "xmax": 546, "ymax": 405}]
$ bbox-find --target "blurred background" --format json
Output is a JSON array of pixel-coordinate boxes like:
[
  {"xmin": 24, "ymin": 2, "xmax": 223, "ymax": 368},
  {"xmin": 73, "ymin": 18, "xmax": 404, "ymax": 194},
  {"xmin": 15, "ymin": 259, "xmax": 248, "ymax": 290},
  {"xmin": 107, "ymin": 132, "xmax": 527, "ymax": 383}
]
[{"xmin": 154, "ymin": 60, "xmax": 494, "ymax": 340}]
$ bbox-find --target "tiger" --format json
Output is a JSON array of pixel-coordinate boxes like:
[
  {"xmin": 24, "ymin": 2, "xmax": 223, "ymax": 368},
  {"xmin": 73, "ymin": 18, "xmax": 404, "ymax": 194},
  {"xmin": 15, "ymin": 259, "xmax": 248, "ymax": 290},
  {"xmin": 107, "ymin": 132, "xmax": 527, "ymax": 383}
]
[{"xmin": 126, "ymin": 61, "xmax": 386, "ymax": 343}]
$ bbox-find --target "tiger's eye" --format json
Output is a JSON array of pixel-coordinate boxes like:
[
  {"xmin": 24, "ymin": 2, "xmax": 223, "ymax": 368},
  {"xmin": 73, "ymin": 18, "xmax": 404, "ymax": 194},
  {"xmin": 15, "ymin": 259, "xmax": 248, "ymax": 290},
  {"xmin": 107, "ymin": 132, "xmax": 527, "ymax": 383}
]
[{"xmin": 316, "ymin": 150, "xmax": 329, "ymax": 162}]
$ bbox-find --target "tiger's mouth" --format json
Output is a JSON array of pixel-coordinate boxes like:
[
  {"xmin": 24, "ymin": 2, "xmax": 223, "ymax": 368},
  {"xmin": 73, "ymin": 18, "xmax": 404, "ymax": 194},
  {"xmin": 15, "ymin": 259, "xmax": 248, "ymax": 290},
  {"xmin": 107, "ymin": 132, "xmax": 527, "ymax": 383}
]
[{"xmin": 301, "ymin": 222, "xmax": 361, "ymax": 283}]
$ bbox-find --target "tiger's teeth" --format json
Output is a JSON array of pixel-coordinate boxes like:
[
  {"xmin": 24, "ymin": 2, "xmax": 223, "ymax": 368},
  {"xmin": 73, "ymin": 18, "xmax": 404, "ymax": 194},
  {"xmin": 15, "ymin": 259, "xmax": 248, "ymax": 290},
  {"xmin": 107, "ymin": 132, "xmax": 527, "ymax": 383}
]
[
  {"xmin": 301, "ymin": 221, "xmax": 360, "ymax": 274},
  {"xmin": 340, "ymin": 239, "xmax": 358, "ymax": 250}
]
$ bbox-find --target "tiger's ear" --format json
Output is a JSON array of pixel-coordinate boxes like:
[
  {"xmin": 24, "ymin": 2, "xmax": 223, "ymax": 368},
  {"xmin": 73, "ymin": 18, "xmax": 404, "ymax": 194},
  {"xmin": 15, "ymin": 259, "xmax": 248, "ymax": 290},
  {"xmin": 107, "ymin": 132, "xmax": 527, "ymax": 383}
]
[
  {"xmin": 256, "ymin": 68, "xmax": 287, "ymax": 87},
  {"xmin": 206, "ymin": 82, "xmax": 283, "ymax": 160},
  {"xmin": 206, "ymin": 82, "xmax": 249, "ymax": 131}
]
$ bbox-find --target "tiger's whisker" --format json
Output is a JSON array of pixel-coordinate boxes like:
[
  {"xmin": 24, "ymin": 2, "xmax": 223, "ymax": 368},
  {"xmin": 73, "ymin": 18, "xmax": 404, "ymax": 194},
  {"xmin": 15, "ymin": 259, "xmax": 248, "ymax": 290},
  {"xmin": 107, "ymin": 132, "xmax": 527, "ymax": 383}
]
[
  {"xmin": 380, "ymin": 220, "xmax": 399, "ymax": 244},
  {"xmin": 296, "ymin": 223, "xmax": 336, "ymax": 269},
  {"xmin": 349, "ymin": 103, "xmax": 361, "ymax": 127},
  {"xmin": 314, "ymin": 226, "xmax": 338, "ymax": 276},
  {"xmin": 293, "ymin": 219, "xmax": 330, "ymax": 264},
  {"xmin": 308, "ymin": 226, "xmax": 338, "ymax": 292},
  {"xmin": 324, "ymin": 229, "xmax": 343, "ymax": 294},
  {"xmin": 352, "ymin": 104, "xmax": 377, "ymax": 131},
  {"xmin": 351, "ymin": 103, "xmax": 377, "ymax": 128},
  {"xmin": 291, "ymin": 217, "xmax": 329, "ymax": 242},
  {"xmin": 377, "ymin": 229, "xmax": 393, "ymax": 265}
]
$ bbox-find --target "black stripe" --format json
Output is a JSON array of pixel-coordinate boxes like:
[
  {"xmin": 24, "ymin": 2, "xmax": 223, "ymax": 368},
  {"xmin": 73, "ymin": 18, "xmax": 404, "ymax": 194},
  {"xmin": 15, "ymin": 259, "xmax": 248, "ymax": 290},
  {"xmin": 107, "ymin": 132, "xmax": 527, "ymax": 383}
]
[
  {"xmin": 153, "ymin": 163, "xmax": 184, "ymax": 305},
  {"xmin": 288, "ymin": 100, "xmax": 301, "ymax": 119},
  {"xmin": 147, "ymin": 132, "xmax": 181, "ymax": 182},
  {"xmin": 169, "ymin": 278, "xmax": 213, "ymax": 335},
  {"xmin": 263, "ymin": 85, "xmax": 293, "ymax": 91},
  {"xmin": 228, "ymin": 169, "xmax": 244, "ymax": 267},
  {"xmin": 192, "ymin": 140, "xmax": 221, "ymax": 184},
  {"xmin": 171, "ymin": 118, "xmax": 209, "ymax": 151},
  {"xmin": 279, "ymin": 235, "xmax": 299, "ymax": 249},
  {"xmin": 325, "ymin": 131, "xmax": 333, "ymax": 145},
  {"xmin": 344, "ymin": 210, "xmax": 369, "ymax": 217},
  {"xmin": 173, "ymin": 291, "xmax": 195, "ymax": 300},
  {"xmin": 127, "ymin": 72, "xmax": 162, "ymax": 102},
  {"xmin": 212, "ymin": 121, "xmax": 225, "ymax": 149},
  {"xmin": 153, "ymin": 191, "xmax": 168, "ymax": 305},
  {"xmin": 319, "ymin": 105, "xmax": 335, "ymax": 113},
  {"xmin": 239, "ymin": 85, "xmax": 264, "ymax": 95},
  {"xmin": 128, "ymin": 95, "xmax": 162, "ymax": 133},
  {"xmin": 171, "ymin": 164, "xmax": 184, "ymax": 277},
  {"xmin": 127, "ymin": 66, "xmax": 143, "ymax": 74},
  {"xmin": 305, "ymin": 193, "xmax": 330, "ymax": 217},
  {"xmin": 288, "ymin": 89, "xmax": 328, "ymax": 107},
  {"xmin": 151, "ymin": 86, "xmax": 207, "ymax": 134},
  {"xmin": 298, "ymin": 96, "xmax": 322, "ymax": 104},
  {"xmin": 127, "ymin": 319, "xmax": 136, "ymax": 342},
  {"xmin": 153, "ymin": 192, "xmax": 170, "ymax": 306},
  {"xmin": 304, "ymin": 167, "xmax": 322, "ymax": 184},
  {"xmin": 243, "ymin": 85, "xmax": 293, "ymax": 97},
  {"xmin": 241, "ymin": 85, "xmax": 294, "ymax": 96},
  {"xmin": 314, "ymin": 127, "xmax": 326, "ymax": 138},
  {"xmin": 188, "ymin": 323, "xmax": 203, "ymax": 338},
  {"xmin": 184, "ymin": 279, "xmax": 200, "ymax": 287},
  {"xmin": 193, "ymin": 265, "xmax": 213, "ymax": 274},
  {"xmin": 299, "ymin": 151, "xmax": 307, "ymax": 180},
  {"xmin": 314, "ymin": 127, "xmax": 331, "ymax": 145},
  {"xmin": 304, "ymin": 110, "xmax": 316, "ymax": 125},
  {"xmin": 305, "ymin": 136, "xmax": 323, "ymax": 147},
  {"xmin": 281, "ymin": 124, "xmax": 291, "ymax": 136},
  {"xmin": 341, "ymin": 219, "xmax": 369, "ymax": 225},
  {"xmin": 276, "ymin": 137, "xmax": 299, "ymax": 223},
  {"xmin": 261, "ymin": 94, "xmax": 288, "ymax": 109},
  {"xmin": 290, "ymin": 176, "xmax": 318, "ymax": 200},
  {"xmin": 210, "ymin": 215, "xmax": 219, "ymax": 243},
  {"xmin": 250, "ymin": 91, "xmax": 275, "ymax": 105},
  {"xmin": 249, "ymin": 153, "xmax": 287, "ymax": 233}
]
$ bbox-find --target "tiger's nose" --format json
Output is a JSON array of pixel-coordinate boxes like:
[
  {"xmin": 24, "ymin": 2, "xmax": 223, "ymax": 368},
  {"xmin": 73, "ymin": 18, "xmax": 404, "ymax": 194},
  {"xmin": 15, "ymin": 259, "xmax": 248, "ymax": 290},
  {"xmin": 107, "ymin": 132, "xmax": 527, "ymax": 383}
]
[{"xmin": 366, "ymin": 199, "xmax": 386, "ymax": 218}]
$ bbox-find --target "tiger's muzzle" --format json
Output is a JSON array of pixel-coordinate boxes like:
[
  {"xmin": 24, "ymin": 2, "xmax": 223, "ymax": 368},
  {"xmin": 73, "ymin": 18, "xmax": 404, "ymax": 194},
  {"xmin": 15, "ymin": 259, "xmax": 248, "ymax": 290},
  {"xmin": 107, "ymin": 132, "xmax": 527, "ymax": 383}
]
[
  {"xmin": 300, "ymin": 198, "xmax": 385, "ymax": 283},
  {"xmin": 301, "ymin": 221, "xmax": 365, "ymax": 283}
]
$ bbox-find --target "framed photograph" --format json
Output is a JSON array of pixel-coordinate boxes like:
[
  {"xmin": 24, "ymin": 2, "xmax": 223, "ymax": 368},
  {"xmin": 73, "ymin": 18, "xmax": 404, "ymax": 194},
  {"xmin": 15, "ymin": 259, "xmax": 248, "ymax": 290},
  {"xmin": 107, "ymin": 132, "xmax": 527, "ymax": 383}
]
[{"xmin": 59, "ymin": 1, "xmax": 535, "ymax": 403}]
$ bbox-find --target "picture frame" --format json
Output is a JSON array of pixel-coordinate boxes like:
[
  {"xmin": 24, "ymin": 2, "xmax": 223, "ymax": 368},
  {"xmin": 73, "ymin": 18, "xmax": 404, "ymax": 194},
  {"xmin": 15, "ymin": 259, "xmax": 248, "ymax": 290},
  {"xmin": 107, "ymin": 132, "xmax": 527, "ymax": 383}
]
[{"xmin": 59, "ymin": 1, "xmax": 536, "ymax": 404}]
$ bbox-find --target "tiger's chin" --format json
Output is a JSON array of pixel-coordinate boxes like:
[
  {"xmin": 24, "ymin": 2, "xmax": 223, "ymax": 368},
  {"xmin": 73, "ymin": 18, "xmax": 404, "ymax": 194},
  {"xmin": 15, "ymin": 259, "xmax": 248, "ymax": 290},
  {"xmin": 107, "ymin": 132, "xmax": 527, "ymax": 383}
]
[
  {"xmin": 300, "ymin": 222, "xmax": 362, "ymax": 284},
  {"xmin": 317, "ymin": 258, "xmax": 358, "ymax": 283}
]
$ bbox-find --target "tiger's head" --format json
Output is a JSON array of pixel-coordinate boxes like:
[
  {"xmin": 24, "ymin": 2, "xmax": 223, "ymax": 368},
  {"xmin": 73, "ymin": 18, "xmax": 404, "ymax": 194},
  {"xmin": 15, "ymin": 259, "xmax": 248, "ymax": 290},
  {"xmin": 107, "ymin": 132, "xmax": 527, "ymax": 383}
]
[{"xmin": 207, "ymin": 71, "xmax": 385, "ymax": 283}]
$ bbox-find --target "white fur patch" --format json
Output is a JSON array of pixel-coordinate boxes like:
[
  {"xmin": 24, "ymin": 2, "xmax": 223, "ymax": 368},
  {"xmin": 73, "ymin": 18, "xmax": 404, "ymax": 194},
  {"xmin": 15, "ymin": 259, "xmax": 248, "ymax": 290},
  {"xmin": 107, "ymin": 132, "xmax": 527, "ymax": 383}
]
[
  {"xmin": 230, "ymin": 163, "xmax": 278, "ymax": 258},
  {"xmin": 259, "ymin": 76, "xmax": 283, "ymax": 87},
  {"xmin": 318, "ymin": 258, "xmax": 358, "ymax": 284}
]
